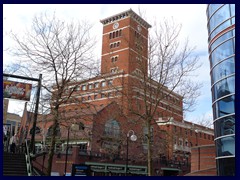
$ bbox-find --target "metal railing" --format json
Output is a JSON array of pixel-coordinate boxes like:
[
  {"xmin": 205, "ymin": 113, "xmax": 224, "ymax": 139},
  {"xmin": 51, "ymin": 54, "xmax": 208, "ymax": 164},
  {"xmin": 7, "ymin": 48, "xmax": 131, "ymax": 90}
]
[{"xmin": 25, "ymin": 140, "xmax": 32, "ymax": 176}]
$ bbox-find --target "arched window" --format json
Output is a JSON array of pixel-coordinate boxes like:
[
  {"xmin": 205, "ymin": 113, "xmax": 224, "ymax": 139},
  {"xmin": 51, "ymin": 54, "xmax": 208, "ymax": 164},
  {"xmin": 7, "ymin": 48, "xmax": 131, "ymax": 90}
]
[{"xmin": 104, "ymin": 120, "xmax": 120, "ymax": 138}]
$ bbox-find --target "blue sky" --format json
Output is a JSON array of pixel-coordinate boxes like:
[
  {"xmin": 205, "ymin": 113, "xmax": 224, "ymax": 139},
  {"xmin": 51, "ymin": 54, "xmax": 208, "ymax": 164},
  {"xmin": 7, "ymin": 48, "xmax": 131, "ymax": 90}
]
[{"xmin": 3, "ymin": 4, "xmax": 213, "ymax": 125}]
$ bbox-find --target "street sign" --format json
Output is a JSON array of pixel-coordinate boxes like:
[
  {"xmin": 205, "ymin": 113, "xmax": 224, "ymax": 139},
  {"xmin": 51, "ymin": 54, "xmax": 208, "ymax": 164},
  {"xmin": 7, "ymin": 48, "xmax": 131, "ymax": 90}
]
[{"xmin": 71, "ymin": 164, "xmax": 91, "ymax": 176}]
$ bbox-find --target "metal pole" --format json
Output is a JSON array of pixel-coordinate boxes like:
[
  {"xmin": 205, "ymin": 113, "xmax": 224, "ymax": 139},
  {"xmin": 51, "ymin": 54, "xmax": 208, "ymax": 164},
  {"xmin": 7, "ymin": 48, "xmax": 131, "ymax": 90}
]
[
  {"xmin": 125, "ymin": 134, "xmax": 129, "ymax": 176},
  {"xmin": 30, "ymin": 74, "xmax": 42, "ymax": 154},
  {"xmin": 64, "ymin": 127, "xmax": 70, "ymax": 176}
]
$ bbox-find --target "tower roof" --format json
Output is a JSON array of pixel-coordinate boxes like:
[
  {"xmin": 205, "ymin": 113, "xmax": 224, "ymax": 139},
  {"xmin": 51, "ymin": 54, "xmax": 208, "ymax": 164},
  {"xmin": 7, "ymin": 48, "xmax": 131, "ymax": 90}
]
[{"xmin": 100, "ymin": 9, "xmax": 152, "ymax": 29}]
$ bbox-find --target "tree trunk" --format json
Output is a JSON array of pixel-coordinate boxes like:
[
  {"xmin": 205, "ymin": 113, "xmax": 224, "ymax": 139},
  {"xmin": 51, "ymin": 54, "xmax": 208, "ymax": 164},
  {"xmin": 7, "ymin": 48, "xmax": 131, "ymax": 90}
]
[{"xmin": 46, "ymin": 108, "xmax": 59, "ymax": 176}]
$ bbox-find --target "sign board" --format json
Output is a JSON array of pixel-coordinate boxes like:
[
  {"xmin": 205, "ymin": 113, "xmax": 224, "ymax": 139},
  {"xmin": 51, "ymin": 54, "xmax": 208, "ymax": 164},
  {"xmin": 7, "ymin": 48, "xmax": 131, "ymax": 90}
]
[
  {"xmin": 3, "ymin": 80, "xmax": 32, "ymax": 101},
  {"xmin": 71, "ymin": 164, "xmax": 91, "ymax": 176},
  {"xmin": 51, "ymin": 172, "xmax": 60, "ymax": 176}
]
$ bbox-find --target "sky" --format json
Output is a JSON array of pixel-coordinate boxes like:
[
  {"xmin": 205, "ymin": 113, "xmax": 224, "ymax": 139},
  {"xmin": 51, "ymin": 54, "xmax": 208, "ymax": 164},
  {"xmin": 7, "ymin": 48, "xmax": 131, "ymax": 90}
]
[{"xmin": 3, "ymin": 4, "xmax": 213, "ymax": 125}]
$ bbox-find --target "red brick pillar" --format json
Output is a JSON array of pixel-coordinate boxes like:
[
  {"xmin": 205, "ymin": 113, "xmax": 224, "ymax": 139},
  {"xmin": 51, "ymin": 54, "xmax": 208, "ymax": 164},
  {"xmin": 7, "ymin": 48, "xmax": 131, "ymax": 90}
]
[
  {"xmin": 72, "ymin": 145, "xmax": 80, "ymax": 164},
  {"xmin": 188, "ymin": 144, "xmax": 217, "ymax": 176}
]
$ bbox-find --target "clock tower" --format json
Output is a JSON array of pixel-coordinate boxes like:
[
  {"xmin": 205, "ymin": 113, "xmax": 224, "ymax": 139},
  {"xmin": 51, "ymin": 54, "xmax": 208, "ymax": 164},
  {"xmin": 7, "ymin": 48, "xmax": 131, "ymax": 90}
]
[{"xmin": 100, "ymin": 9, "xmax": 151, "ymax": 75}]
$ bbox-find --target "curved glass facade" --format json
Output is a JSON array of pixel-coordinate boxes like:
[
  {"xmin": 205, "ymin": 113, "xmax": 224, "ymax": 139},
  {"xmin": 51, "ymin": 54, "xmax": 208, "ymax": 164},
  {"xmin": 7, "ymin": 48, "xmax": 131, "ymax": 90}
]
[{"xmin": 207, "ymin": 4, "xmax": 235, "ymax": 176}]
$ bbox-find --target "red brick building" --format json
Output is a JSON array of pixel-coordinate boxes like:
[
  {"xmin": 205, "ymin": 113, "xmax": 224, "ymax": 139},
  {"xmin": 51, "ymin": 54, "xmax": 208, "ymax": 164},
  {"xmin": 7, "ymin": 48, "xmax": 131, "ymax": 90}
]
[{"xmin": 20, "ymin": 9, "xmax": 214, "ymax": 176}]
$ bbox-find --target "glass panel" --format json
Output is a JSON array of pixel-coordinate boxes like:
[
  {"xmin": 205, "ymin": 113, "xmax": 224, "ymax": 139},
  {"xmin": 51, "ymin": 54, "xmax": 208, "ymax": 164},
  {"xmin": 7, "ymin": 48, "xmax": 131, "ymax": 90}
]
[
  {"xmin": 210, "ymin": 39, "xmax": 234, "ymax": 67},
  {"xmin": 211, "ymin": 57, "xmax": 235, "ymax": 84},
  {"xmin": 231, "ymin": 17, "xmax": 235, "ymax": 25},
  {"xmin": 210, "ymin": 30, "xmax": 234, "ymax": 52},
  {"xmin": 209, "ymin": 5, "xmax": 230, "ymax": 32},
  {"xmin": 208, "ymin": 4, "xmax": 223, "ymax": 18},
  {"xmin": 216, "ymin": 135, "xmax": 235, "ymax": 157},
  {"xmin": 217, "ymin": 157, "xmax": 235, "ymax": 176},
  {"xmin": 210, "ymin": 20, "xmax": 231, "ymax": 42},
  {"xmin": 213, "ymin": 95, "xmax": 235, "ymax": 119},
  {"xmin": 212, "ymin": 75, "xmax": 235, "ymax": 101},
  {"xmin": 214, "ymin": 115, "xmax": 235, "ymax": 137},
  {"xmin": 230, "ymin": 4, "xmax": 235, "ymax": 17}
]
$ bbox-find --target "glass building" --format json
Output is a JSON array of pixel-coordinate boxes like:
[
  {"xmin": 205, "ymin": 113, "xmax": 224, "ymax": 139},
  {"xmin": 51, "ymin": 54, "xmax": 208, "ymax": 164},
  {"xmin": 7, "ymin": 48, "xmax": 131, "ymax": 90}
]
[{"xmin": 206, "ymin": 4, "xmax": 235, "ymax": 176}]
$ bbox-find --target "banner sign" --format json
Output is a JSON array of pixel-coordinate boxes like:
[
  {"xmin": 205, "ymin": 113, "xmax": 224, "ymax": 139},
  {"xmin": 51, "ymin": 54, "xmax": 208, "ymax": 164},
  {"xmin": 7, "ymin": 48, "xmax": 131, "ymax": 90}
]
[
  {"xmin": 3, "ymin": 80, "xmax": 32, "ymax": 101},
  {"xmin": 71, "ymin": 164, "xmax": 91, "ymax": 176}
]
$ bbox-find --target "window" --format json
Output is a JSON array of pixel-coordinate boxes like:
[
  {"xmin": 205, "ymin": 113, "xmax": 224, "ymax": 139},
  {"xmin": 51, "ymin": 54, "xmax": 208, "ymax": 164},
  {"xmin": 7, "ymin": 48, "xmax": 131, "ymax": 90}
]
[
  {"xmin": 215, "ymin": 115, "xmax": 235, "ymax": 137},
  {"xmin": 75, "ymin": 85, "xmax": 80, "ymax": 91},
  {"xmin": 89, "ymin": 84, "xmax": 93, "ymax": 90},
  {"xmin": 104, "ymin": 120, "xmax": 120, "ymax": 138},
  {"xmin": 179, "ymin": 139, "xmax": 183, "ymax": 146},
  {"xmin": 174, "ymin": 137, "xmax": 177, "ymax": 145},
  {"xmin": 82, "ymin": 85, "xmax": 86, "ymax": 91},
  {"xmin": 79, "ymin": 143, "xmax": 87, "ymax": 154},
  {"xmin": 111, "ymin": 56, "xmax": 118, "ymax": 63},
  {"xmin": 111, "ymin": 68, "xmax": 118, "ymax": 73},
  {"xmin": 101, "ymin": 93, "xmax": 105, "ymax": 98},
  {"xmin": 88, "ymin": 96, "xmax": 91, "ymax": 100},
  {"xmin": 110, "ymin": 42, "xmax": 120, "ymax": 49},
  {"xmin": 94, "ymin": 94, "xmax": 98, "ymax": 99},
  {"xmin": 174, "ymin": 126, "xmax": 177, "ymax": 133},
  {"xmin": 94, "ymin": 82, "xmax": 99, "ymax": 88},
  {"xmin": 119, "ymin": 29, "xmax": 122, "ymax": 36},
  {"xmin": 108, "ymin": 80, "xmax": 113, "ymax": 86},
  {"xmin": 101, "ymin": 81, "xmax": 106, "ymax": 87},
  {"xmin": 109, "ymin": 30, "xmax": 122, "ymax": 40}
]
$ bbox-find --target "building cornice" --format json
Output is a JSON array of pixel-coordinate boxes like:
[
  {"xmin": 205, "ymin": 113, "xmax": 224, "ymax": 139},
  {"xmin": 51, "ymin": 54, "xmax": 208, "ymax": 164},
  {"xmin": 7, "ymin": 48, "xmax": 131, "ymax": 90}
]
[{"xmin": 100, "ymin": 9, "xmax": 152, "ymax": 29}]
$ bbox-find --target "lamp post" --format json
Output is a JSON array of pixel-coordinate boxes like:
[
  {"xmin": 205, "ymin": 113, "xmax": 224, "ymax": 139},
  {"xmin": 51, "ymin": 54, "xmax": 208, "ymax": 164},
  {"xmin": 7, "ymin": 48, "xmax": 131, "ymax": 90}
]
[
  {"xmin": 64, "ymin": 126, "xmax": 70, "ymax": 176},
  {"xmin": 125, "ymin": 130, "xmax": 137, "ymax": 176}
]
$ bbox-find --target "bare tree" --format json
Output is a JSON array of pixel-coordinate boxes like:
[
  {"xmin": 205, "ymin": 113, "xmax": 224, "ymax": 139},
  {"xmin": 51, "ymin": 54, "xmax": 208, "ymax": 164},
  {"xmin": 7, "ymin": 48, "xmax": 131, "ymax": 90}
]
[
  {"xmin": 9, "ymin": 12, "xmax": 97, "ymax": 175},
  {"xmin": 196, "ymin": 113, "xmax": 213, "ymax": 129},
  {"xmin": 124, "ymin": 17, "xmax": 202, "ymax": 175}
]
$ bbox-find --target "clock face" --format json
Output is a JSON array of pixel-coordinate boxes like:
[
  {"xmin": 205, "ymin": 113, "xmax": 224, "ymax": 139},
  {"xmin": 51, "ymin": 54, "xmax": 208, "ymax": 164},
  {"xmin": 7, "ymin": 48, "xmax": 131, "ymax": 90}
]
[
  {"xmin": 113, "ymin": 22, "xmax": 119, "ymax": 29},
  {"xmin": 137, "ymin": 25, "xmax": 142, "ymax": 32}
]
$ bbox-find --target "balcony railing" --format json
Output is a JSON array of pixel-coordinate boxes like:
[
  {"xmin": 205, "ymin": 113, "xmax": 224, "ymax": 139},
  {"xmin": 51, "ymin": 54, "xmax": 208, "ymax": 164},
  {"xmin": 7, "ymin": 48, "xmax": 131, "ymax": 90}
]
[{"xmin": 173, "ymin": 144, "xmax": 191, "ymax": 152}]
